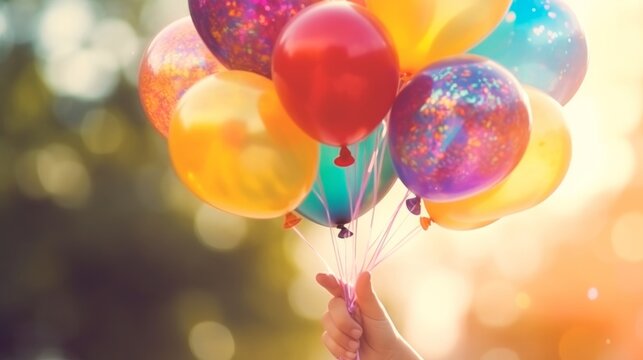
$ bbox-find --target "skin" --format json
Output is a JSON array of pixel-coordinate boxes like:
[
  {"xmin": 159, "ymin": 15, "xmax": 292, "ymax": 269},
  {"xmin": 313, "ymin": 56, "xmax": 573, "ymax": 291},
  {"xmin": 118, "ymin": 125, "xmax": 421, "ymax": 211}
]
[{"xmin": 316, "ymin": 272, "xmax": 423, "ymax": 360}]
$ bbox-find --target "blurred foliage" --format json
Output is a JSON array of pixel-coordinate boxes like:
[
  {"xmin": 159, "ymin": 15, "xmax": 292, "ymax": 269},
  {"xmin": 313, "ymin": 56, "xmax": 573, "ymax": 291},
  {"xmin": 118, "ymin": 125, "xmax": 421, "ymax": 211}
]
[{"xmin": 0, "ymin": 0, "xmax": 320, "ymax": 359}]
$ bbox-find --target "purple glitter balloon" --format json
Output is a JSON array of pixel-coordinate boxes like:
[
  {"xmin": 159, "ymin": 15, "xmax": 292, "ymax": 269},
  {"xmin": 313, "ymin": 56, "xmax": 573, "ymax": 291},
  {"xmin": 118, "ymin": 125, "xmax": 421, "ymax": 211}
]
[
  {"xmin": 189, "ymin": 0, "xmax": 320, "ymax": 77},
  {"xmin": 388, "ymin": 55, "xmax": 531, "ymax": 202}
]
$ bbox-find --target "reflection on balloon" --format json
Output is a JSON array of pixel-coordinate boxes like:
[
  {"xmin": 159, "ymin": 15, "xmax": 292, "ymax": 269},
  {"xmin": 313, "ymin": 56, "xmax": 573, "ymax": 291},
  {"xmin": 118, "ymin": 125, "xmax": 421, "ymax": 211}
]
[
  {"xmin": 388, "ymin": 55, "xmax": 531, "ymax": 202},
  {"xmin": 296, "ymin": 125, "xmax": 397, "ymax": 227},
  {"xmin": 189, "ymin": 0, "xmax": 322, "ymax": 78},
  {"xmin": 367, "ymin": 0, "xmax": 510, "ymax": 74},
  {"xmin": 272, "ymin": 1, "xmax": 399, "ymax": 147},
  {"xmin": 169, "ymin": 71, "xmax": 319, "ymax": 219},
  {"xmin": 425, "ymin": 86, "xmax": 572, "ymax": 223},
  {"xmin": 138, "ymin": 17, "xmax": 225, "ymax": 137},
  {"xmin": 471, "ymin": 0, "xmax": 588, "ymax": 104}
]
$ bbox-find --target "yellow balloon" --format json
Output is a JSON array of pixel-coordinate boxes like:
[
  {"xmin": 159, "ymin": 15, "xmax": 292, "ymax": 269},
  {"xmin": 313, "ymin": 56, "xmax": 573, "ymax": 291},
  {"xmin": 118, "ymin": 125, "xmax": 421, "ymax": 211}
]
[
  {"xmin": 169, "ymin": 71, "xmax": 320, "ymax": 219},
  {"xmin": 425, "ymin": 87, "xmax": 572, "ymax": 223},
  {"xmin": 367, "ymin": 0, "xmax": 510, "ymax": 74},
  {"xmin": 430, "ymin": 213, "xmax": 497, "ymax": 231}
]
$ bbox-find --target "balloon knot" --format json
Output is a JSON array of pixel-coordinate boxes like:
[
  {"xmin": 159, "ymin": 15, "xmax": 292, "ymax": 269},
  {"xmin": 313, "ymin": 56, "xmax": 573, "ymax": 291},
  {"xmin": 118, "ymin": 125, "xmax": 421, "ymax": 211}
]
[
  {"xmin": 420, "ymin": 217, "xmax": 432, "ymax": 231},
  {"xmin": 406, "ymin": 195, "xmax": 421, "ymax": 215},
  {"xmin": 399, "ymin": 72, "xmax": 412, "ymax": 88},
  {"xmin": 337, "ymin": 224, "xmax": 354, "ymax": 239},
  {"xmin": 334, "ymin": 146, "xmax": 355, "ymax": 167},
  {"xmin": 283, "ymin": 212, "xmax": 302, "ymax": 229}
]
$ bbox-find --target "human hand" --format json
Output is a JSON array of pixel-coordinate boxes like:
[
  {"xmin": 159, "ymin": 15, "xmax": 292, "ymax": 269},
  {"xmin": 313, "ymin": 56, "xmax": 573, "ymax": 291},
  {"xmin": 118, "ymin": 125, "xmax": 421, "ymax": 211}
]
[{"xmin": 316, "ymin": 272, "xmax": 422, "ymax": 360}]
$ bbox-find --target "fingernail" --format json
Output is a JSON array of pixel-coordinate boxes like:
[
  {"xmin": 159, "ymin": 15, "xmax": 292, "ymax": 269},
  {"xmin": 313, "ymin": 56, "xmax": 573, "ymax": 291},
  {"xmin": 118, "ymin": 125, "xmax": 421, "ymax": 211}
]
[
  {"xmin": 350, "ymin": 328, "xmax": 362, "ymax": 338},
  {"xmin": 344, "ymin": 351, "xmax": 357, "ymax": 359},
  {"xmin": 348, "ymin": 340, "xmax": 359, "ymax": 351}
]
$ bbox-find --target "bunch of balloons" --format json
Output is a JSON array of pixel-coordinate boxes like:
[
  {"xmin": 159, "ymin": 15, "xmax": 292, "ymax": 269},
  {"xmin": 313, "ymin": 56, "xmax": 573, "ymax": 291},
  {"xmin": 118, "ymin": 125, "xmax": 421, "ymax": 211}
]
[{"xmin": 139, "ymin": 1, "xmax": 587, "ymax": 317}]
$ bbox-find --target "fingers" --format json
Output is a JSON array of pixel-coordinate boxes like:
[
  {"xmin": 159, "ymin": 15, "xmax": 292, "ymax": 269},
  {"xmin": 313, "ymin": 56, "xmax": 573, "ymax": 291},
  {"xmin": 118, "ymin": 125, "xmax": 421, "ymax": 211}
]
[
  {"xmin": 328, "ymin": 297, "xmax": 362, "ymax": 337},
  {"xmin": 320, "ymin": 296, "xmax": 363, "ymax": 359},
  {"xmin": 322, "ymin": 312, "xmax": 361, "ymax": 353},
  {"xmin": 316, "ymin": 273, "xmax": 344, "ymax": 298},
  {"xmin": 322, "ymin": 332, "xmax": 357, "ymax": 360},
  {"xmin": 355, "ymin": 272, "xmax": 387, "ymax": 321}
]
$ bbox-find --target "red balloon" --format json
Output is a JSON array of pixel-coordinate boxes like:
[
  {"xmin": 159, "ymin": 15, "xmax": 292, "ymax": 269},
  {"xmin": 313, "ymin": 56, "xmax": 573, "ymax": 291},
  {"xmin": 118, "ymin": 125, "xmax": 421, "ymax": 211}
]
[{"xmin": 272, "ymin": 2, "xmax": 399, "ymax": 147}]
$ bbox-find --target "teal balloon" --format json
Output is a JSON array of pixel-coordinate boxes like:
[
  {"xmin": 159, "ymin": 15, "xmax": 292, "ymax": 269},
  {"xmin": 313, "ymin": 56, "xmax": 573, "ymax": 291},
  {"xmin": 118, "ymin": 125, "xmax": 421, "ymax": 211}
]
[
  {"xmin": 296, "ymin": 126, "xmax": 397, "ymax": 227},
  {"xmin": 471, "ymin": 0, "xmax": 587, "ymax": 105}
]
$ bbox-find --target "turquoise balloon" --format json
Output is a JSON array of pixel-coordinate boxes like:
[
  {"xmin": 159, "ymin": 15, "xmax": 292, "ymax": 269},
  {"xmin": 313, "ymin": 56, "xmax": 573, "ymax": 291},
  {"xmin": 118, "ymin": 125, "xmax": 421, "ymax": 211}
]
[
  {"xmin": 296, "ymin": 125, "xmax": 397, "ymax": 227},
  {"xmin": 471, "ymin": 0, "xmax": 587, "ymax": 105}
]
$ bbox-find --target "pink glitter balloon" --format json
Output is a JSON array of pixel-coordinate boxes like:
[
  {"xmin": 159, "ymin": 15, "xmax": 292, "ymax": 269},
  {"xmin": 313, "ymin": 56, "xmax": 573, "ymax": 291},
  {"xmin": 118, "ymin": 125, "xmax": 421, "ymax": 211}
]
[
  {"xmin": 388, "ymin": 56, "xmax": 531, "ymax": 202},
  {"xmin": 139, "ymin": 17, "xmax": 225, "ymax": 137},
  {"xmin": 189, "ymin": 0, "xmax": 321, "ymax": 78}
]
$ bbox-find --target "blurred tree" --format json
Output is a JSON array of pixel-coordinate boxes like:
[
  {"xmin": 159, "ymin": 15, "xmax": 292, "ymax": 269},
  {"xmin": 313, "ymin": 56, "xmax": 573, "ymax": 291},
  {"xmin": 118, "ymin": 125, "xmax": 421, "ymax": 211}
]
[{"xmin": 0, "ymin": 1, "xmax": 320, "ymax": 359}]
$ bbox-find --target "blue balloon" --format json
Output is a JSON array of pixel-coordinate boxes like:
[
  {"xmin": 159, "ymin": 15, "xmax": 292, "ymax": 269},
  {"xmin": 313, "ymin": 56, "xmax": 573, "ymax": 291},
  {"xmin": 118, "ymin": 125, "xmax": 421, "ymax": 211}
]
[
  {"xmin": 471, "ymin": 0, "xmax": 587, "ymax": 104},
  {"xmin": 296, "ymin": 125, "xmax": 397, "ymax": 227}
]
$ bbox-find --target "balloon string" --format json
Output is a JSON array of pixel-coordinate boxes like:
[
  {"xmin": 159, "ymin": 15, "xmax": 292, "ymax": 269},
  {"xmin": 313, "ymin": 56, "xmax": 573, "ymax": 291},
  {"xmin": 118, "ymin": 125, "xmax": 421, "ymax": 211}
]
[
  {"xmin": 311, "ymin": 178, "xmax": 345, "ymax": 280},
  {"xmin": 369, "ymin": 122, "xmax": 389, "ymax": 231},
  {"xmin": 291, "ymin": 226, "xmax": 334, "ymax": 275},
  {"xmin": 367, "ymin": 189, "xmax": 409, "ymax": 253},
  {"xmin": 379, "ymin": 207, "xmax": 413, "ymax": 248},
  {"xmin": 369, "ymin": 226, "xmax": 422, "ymax": 271},
  {"xmin": 364, "ymin": 190, "xmax": 409, "ymax": 271},
  {"xmin": 351, "ymin": 140, "xmax": 375, "ymax": 223},
  {"xmin": 342, "ymin": 280, "xmax": 360, "ymax": 360},
  {"xmin": 362, "ymin": 125, "xmax": 387, "ymax": 273},
  {"xmin": 347, "ymin": 143, "xmax": 360, "ymax": 281}
]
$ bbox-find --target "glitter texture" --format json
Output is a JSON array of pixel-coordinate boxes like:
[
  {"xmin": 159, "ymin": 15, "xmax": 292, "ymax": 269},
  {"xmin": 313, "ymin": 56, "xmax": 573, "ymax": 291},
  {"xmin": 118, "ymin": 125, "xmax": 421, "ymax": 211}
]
[
  {"xmin": 189, "ymin": 0, "xmax": 321, "ymax": 78},
  {"xmin": 388, "ymin": 56, "xmax": 531, "ymax": 202},
  {"xmin": 471, "ymin": 0, "xmax": 588, "ymax": 105},
  {"xmin": 139, "ymin": 17, "xmax": 225, "ymax": 137}
]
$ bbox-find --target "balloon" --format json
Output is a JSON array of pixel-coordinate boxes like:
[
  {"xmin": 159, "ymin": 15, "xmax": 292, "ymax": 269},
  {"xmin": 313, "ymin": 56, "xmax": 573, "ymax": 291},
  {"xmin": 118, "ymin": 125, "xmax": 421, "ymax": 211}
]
[
  {"xmin": 138, "ymin": 17, "xmax": 225, "ymax": 137},
  {"xmin": 471, "ymin": 0, "xmax": 588, "ymax": 104},
  {"xmin": 430, "ymin": 213, "xmax": 497, "ymax": 230},
  {"xmin": 272, "ymin": 1, "xmax": 399, "ymax": 148},
  {"xmin": 367, "ymin": 0, "xmax": 510, "ymax": 75},
  {"xmin": 169, "ymin": 71, "xmax": 319, "ymax": 219},
  {"xmin": 425, "ymin": 86, "xmax": 571, "ymax": 223},
  {"xmin": 388, "ymin": 55, "xmax": 531, "ymax": 202},
  {"xmin": 296, "ymin": 125, "xmax": 397, "ymax": 227},
  {"xmin": 188, "ymin": 0, "xmax": 322, "ymax": 78}
]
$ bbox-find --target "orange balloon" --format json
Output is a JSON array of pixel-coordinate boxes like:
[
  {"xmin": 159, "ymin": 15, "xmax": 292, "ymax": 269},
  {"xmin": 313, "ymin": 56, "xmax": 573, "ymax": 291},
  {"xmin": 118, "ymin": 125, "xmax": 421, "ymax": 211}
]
[
  {"xmin": 138, "ymin": 17, "xmax": 225, "ymax": 137},
  {"xmin": 367, "ymin": 0, "xmax": 510, "ymax": 74},
  {"xmin": 425, "ymin": 87, "xmax": 572, "ymax": 224},
  {"xmin": 169, "ymin": 71, "xmax": 319, "ymax": 219},
  {"xmin": 430, "ymin": 213, "xmax": 497, "ymax": 231}
]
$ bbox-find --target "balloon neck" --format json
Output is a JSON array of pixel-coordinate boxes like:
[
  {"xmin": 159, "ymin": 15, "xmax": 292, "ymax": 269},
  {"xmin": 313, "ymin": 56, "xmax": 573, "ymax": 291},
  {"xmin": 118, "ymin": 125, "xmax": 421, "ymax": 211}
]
[
  {"xmin": 337, "ymin": 224, "xmax": 354, "ymax": 239},
  {"xmin": 283, "ymin": 212, "xmax": 302, "ymax": 229},
  {"xmin": 420, "ymin": 217, "xmax": 432, "ymax": 231},
  {"xmin": 334, "ymin": 146, "xmax": 355, "ymax": 167},
  {"xmin": 405, "ymin": 195, "xmax": 422, "ymax": 215},
  {"xmin": 399, "ymin": 71, "xmax": 412, "ymax": 88}
]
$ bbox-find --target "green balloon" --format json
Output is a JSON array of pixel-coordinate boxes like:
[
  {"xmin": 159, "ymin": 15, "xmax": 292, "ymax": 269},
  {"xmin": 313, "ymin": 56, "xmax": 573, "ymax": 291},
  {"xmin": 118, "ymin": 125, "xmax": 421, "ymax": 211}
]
[{"xmin": 296, "ymin": 125, "xmax": 398, "ymax": 227}]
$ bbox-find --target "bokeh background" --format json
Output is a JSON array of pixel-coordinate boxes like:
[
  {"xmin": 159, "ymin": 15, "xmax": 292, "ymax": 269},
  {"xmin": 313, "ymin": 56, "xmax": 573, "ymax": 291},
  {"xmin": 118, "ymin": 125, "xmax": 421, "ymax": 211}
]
[{"xmin": 0, "ymin": 0, "xmax": 641, "ymax": 359}]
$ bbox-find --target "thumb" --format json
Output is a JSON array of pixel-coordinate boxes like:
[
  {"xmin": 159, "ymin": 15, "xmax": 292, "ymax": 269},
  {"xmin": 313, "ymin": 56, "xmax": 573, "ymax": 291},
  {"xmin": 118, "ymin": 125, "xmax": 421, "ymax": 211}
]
[{"xmin": 355, "ymin": 272, "xmax": 387, "ymax": 321}]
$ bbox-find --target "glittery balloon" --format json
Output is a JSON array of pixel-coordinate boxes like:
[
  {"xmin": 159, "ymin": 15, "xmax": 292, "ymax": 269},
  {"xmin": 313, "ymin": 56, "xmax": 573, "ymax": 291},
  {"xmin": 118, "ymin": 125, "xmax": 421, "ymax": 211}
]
[
  {"xmin": 471, "ymin": 0, "xmax": 587, "ymax": 105},
  {"xmin": 189, "ymin": 0, "xmax": 319, "ymax": 78},
  {"xmin": 138, "ymin": 17, "xmax": 225, "ymax": 137},
  {"xmin": 388, "ymin": 55, "xmax": 531, "ymax": 202},
  {"xmin": 425, "ymin": 86, "xmax": 572, "ymax": 224}
]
